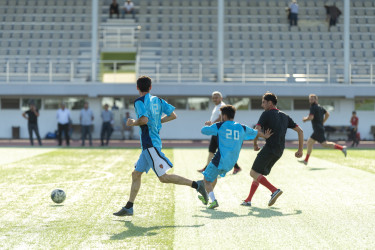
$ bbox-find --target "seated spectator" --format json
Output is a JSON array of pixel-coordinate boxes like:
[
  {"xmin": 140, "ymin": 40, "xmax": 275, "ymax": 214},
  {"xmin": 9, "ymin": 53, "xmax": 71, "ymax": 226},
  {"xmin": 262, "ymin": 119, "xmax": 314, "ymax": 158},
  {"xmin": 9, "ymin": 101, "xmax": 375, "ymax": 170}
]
[
  {"xmin": 122, "ymin": 0, "xmax": 135, "ymax": 19},
  {"xmin": 110, "ymin": 0, "xmax": 120, "ymax": 19}
]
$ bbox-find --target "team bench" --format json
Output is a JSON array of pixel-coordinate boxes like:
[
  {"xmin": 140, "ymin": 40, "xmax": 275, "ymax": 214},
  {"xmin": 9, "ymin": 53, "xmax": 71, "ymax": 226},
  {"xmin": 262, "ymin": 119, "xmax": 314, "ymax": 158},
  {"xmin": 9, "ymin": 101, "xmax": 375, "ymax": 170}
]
[{"xmin": 324, "ymin": 125, "xmax": 351, "ymax": 140}]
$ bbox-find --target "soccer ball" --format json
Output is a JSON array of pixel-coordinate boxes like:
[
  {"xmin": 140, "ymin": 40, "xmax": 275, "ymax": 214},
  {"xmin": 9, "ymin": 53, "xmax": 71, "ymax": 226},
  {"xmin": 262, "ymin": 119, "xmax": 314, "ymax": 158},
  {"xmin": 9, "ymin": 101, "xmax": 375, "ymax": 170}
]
[{"xmin": 51, "ymin": 189, "xmax": 66, "ymax": 204}]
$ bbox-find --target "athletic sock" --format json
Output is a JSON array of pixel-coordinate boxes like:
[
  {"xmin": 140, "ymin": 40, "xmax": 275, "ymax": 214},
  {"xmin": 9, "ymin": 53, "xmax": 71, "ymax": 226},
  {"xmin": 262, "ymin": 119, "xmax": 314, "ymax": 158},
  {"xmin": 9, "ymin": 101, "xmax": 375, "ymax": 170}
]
[
  {"xmin": 257, "ymin": 175, "xmax": 277, "ymax": 193},
  {"xmin": 192, "ymin": 181, "xmax": 198, "ymax": 189},
  {"xmin": 245, "ymin": 181, "xmax": 259, "ymax": 202},
  {"xmin": 125, "ymin": 201, "xmax": 133, "ymax": 209},
  {"xmin": 208, "ymin": 191, "xmax": 216, "ymax": 202},
  {"xmin": 334, "ymin": 144, "xmax": 344, "ymax": 150},
  {"xmin": 304, "ymin": 154, "xmax": 310, "ymax": 162}
]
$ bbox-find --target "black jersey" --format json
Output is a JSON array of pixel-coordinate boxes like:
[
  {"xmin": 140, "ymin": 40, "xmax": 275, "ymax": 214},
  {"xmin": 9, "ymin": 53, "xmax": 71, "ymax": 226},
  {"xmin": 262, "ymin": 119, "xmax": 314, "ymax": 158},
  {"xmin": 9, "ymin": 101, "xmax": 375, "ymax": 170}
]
[
  {"xmin": 309, "ymin": 103, "xmax": 326, "ymax": 131},
  {"xmin": 25, "ymin": 109, "xmax": 38, "ymax": 124},
  {"xmin": 257, "ymin": 108, "xmax": 297, "ymax": 156}
]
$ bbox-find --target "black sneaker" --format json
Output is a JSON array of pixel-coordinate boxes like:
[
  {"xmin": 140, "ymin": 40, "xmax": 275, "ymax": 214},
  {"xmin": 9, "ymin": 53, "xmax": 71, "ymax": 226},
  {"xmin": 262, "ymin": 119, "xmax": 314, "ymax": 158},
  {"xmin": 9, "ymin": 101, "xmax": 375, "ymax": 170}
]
[
  {"xmin": 113, "ymin": 206, "xmax": 134, "ymax": 216},
  {"xmin": 196, "ymin": 180, "xmax": 208, "ymax": 205},
  {"xmin": 268, "ymin": 189, "xmax": 283, "ymax": 206}
]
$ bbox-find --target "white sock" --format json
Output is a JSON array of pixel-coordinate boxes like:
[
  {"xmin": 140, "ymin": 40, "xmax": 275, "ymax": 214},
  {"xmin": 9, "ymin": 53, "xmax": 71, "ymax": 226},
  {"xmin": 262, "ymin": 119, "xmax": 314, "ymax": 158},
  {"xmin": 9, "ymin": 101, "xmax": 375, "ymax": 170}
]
[{"xmin": 208, "ymin": 191, "xmax": 216, "ymax": 202}]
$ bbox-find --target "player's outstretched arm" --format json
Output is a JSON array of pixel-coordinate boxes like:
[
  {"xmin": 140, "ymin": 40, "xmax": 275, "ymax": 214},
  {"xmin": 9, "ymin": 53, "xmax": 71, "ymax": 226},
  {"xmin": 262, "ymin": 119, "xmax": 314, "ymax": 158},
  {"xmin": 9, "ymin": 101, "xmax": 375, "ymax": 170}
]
[
  {"xmin": 293, "ymin": 126, "xmax": 304, "ymax": 158},
  {"xmin": 257, "ymin": 128, "xmax": 273, "ymax": 139},
  {"xmin": 303, "ymin": 114, "xmax": 314, "ymax": 122},
  {"xmin": 127, "ymin": 116, "xmax": 148, "ymax": 126},
  {"xmin": 161, "ymin": 111, "xmax": 177, "ymax": 124}
]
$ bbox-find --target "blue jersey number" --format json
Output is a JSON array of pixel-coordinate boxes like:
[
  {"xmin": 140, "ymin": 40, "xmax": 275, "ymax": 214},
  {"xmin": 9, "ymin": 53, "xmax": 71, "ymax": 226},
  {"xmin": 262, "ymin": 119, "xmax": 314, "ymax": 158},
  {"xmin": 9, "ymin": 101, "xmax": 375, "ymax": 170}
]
[{"xmin": 226, "ymin": 129, "xmax": 239, "ymax": 140}]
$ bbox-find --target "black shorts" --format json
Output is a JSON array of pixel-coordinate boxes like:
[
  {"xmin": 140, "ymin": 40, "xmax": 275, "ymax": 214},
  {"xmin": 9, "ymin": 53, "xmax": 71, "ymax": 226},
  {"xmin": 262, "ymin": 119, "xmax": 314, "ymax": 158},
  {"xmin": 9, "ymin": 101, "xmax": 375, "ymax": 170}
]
[
  {"xmin": 251, "ymin": 147, "xmax": 281, "ymax": 176},
  {"xmin": 208, "ymin": 136, "xmax": 218, "ymax": 153},
  {"xmin": 311, "ymin": 130, "xmax": 326, "ymax": 143}
]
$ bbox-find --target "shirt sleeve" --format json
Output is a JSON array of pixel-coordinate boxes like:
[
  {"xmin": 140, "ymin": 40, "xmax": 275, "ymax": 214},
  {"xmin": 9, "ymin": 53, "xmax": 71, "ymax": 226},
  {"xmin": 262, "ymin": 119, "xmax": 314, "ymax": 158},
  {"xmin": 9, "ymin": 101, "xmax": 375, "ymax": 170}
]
[
  {"xmin": 161, "ymin": 99, "xmax": 175, "ymax": 116},
  {"xmin": 287, "ymin": 115, "xmax": 297, "ymax": 128},
  {"xmin": 243, "ymin": 125, "xmax": 258, "ymax": 140},
  {"xmin": 201, "ymin": 123, "xmax": 219, "ymax": 136},
  {"xmin": 309, "ymin": 105, "xmax": 315, "ymax": 116},
  {"xmin": 256, "ymin": 111, "xmax": 267, "ymax": 127},
  {"xmin": 134, "ymin": 100, "xmax": 149, "ymax": 119}
]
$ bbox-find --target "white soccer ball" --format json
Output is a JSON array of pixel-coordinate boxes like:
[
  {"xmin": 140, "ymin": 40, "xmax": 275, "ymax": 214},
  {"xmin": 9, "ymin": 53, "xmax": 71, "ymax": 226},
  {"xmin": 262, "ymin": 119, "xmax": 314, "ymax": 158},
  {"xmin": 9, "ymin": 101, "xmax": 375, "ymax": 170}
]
[{"xmin": 51, "ymin": 189, "xmax": 66, "ymax": 204}]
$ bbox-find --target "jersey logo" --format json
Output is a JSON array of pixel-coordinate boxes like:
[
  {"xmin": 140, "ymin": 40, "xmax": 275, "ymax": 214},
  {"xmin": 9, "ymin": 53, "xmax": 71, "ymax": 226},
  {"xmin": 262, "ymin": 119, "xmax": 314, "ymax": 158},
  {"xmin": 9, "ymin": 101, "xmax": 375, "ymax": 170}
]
[{"xmin": 159, "ymin": 164, "xmax": 164, "ymax": 169}]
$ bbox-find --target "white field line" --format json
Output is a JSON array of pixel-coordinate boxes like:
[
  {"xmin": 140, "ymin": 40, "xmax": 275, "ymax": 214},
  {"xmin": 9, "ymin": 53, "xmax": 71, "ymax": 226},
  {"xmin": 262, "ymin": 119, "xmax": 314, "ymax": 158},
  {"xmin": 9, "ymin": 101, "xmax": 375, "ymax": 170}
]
[
  {"xmin": 173, "ymin": 148, "xmax": 375, "ymax": 249},
  {"xmin": 0, "ymin": 148, "xmax": 55, "ymax": 165}
]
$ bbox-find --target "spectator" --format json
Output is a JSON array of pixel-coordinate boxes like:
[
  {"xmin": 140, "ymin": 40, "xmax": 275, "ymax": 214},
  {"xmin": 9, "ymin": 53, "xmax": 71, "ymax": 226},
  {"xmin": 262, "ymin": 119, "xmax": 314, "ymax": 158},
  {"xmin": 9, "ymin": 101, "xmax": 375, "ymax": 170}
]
[
  {"xmin": 22, "ymin": 102, "xmax": 42, "ymax": 146},
  {"xmin": 350, "ymin": 111, "xmax": 359, "ymax": 147},
  {"xmin": 57, "ymin": 103, "xmax": 71, "ymax": 146},
  {"xmin": 80, "ymin": 101, "xmax": 94, "ymax": 146},
  {"xmin": 324, "ymin": 4, "xmax": 342, "ymax": 31},
  {"xmin": 110, "ymin": 0, "xmax": 120, "ymax": 19},
  {"xmin": 122, "ymin": 0, "xmax": 135, "ymax": 19},
  {"xmin": 101, "ymin": 104, "xmax": 114, "ymax": 146},
  {"xmin": 122, "ymin": 112, "xmax": 134, "ymax": 140},
  {"xmin": 289, "ymin": 0, "xmax": 299, "ymax": 28}
]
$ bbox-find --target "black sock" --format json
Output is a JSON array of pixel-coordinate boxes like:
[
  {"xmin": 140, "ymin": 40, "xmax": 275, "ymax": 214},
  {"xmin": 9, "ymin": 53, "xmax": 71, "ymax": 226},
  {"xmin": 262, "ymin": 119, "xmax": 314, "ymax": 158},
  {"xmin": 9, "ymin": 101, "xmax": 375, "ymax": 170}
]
[
  {"xmin": 125, "ymin": 201, "xmax": 133, "ymax": 209},
  {"xmin": 192, "ymin": 181, "xmax": 198, "ymax": 189}
]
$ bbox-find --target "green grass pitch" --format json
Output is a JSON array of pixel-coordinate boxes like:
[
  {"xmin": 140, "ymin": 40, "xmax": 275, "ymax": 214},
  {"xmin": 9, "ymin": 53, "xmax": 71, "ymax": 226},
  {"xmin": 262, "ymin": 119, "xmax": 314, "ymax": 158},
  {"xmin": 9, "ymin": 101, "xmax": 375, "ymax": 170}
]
[{"xmin": 0, "ymin": 147, "xmax": 374, "ymax": 249}]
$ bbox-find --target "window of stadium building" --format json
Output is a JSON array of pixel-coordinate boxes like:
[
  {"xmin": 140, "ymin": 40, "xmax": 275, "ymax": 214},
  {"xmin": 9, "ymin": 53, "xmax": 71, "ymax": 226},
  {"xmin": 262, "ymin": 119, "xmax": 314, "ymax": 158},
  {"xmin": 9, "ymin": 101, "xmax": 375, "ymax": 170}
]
[
  {"xmin": 293, "ymin": 99, "xmax": 310, "ymax": 110},
  {"xmin": 162, "ymin": 97, "xmax": 187, "ymax": 110},
  {"xmin": 1, "ymin": 98, "xmax": 20, "ymax": 109},
  {"xmin": 187, "ymin": 97, "xmax": 209, "ymax": 110},
  {"xmin": 225, "ymin": 97, "xmax": 250, "ymax": 110},
  {"xmin": 44, "ymin": 98, "xmax": 85, "ymax": 110},
  {"xmin": 250, "ymin": 98, "xmax": 263, "ymax": 110},
  {"xmin": 102, "ymin": 97, "xmax": 124, "ymax": 110},
  {"xmin": 276, "ymin": 98, "xmax": 292, "ymax": 110},
  {"xmin": 319, "ymin": 98, "xmax": 335, "ymax": 112},
  {"xmin": 124, "ymin": 97, "xmax": 138, "ymax": 110},
  {"xmin": 21, "ymin": 98, "xmax": 42, "ymax": 111},
  {"xmin": 355, "ymin": 98, "xmax": 375, "ymax": 111}
]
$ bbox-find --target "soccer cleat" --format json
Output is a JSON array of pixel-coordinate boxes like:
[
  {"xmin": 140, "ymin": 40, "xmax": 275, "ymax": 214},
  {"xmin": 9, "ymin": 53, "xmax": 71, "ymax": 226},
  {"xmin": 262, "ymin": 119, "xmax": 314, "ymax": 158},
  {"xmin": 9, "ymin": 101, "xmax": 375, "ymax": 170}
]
[
  {"xmin": 197, "ymin": 166, "xmax": 207, "ymax": 173},
  {"xmin": 113, "ymin": 206, "xmax": 134, "ymax": 216},
  {"xmin": 232, "ymin": 167, "xmax": 242, "ymax": 175},
  {"xmin": 298, "ymin": 160, "xmax": 308, "ymax": 165},
  {"xmin": 241, "ymin": 200, "xmax": 252, "ymax": 207},
  {"xmin": 198, "ymin": 195, "xmax": 208, "ymax": 205},
  {"xmin": 208, "ymin": 200, "xmax": 219, "ymax": 209},
  {"xmin": 268, "ymin": 189, "xmax": 283, "ymax": 207},
  {"xmin": 196, "ymin": 180, "xmax": 209, "ymax": 205},
  {"xmin": 342, "ymin": 146, "xmax": 347, "ymax": 157}
]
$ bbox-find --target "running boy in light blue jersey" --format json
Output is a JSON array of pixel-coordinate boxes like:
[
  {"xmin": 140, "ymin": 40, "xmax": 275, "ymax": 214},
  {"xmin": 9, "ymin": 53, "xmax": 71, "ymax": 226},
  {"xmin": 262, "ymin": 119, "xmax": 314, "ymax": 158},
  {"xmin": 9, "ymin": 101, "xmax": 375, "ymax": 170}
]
[
  {"xmin": 113, "ymin": 76, "xmax": 209, "ymax": 216},
  {"xmin": 200, "ymin": 105, "xmax": 272, "ymax": 209}
]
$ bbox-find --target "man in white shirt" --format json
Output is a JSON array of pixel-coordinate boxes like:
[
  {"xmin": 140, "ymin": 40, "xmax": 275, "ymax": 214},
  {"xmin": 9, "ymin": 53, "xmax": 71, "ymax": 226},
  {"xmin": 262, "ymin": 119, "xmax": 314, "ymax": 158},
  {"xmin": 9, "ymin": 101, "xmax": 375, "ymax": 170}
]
[
  {"xmin": 57, "ymin": 103, "xmax": 71, "ymax": 146},
  {"xmin": 197, "ymin": 91, "xmax": 242, "ymax": 174},
  {"xmin": 289, "ymin": 0, "xmax": 298, "ymax": 27},
  {"xmin": 122, "ymin": 0, "xmax": 135, "ymax": 19},
  {"xmin": 80, "ymin": 102, "xmax": 94, "ymax": 146}
]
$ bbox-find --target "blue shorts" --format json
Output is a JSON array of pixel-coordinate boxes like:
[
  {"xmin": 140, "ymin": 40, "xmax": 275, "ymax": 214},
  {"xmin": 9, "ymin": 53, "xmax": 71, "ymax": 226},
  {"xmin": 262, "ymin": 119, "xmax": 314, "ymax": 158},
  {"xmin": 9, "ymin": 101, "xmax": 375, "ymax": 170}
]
[
  {"xmin": 135, "ymin": 147, "xmax": 173, "ymax": 177},
  {"xmin": 203, "ymin": 162, "xmax": 229, "ymax": 183}
]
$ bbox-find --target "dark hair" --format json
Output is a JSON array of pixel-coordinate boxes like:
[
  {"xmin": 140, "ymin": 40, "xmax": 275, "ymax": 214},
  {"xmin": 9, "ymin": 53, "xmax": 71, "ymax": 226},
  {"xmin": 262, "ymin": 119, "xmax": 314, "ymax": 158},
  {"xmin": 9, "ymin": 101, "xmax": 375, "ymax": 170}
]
[
  {"xmin": 220, "ymin": 105, "xmax": 236, "ymax": 119},
  {"xmin": 352, "ymin": 111, "xmax": 356, "ymax": 114},
  {"xmin": 263, "ymin": 92, "xmax": 277, "ymax": 105},
  {"xmin": 137, "ymin": 76, "xmax": 152, "ymax": 92}
]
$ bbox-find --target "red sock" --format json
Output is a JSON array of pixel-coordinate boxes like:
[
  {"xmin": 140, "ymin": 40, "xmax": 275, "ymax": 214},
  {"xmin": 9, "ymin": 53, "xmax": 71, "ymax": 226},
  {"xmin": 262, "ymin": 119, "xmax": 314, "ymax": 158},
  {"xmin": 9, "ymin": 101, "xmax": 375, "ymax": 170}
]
[
  {"xmin": 257, "ymin": 175, "xmax": 277, "ymax": 193},
  {"xmin": 304, "ymin": 154, "xmax": 310, "ymax": 162},
  {"xmin": 334, "ymin": 144, "xmax": 343, "ymax": 150},
  {"xmin": 245, "ymin": 181, "xmax": 259, "ymax": 202}
]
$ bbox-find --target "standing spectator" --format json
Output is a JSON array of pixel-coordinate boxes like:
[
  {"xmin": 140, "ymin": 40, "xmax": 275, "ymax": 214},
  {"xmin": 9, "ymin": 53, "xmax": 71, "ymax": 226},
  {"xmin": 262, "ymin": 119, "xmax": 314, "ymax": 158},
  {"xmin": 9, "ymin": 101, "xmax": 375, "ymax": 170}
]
[
  {"xmin": 350, "ymin": 111, "xmax": 359, "ymax": 147},
  {"xmin": 324, "ymin": 4, "xmax": 342, "ymax": 31},
  {"xmin": 57, "ymin": 103, "xmax": 71, "ymax": 146},
  {"xmin": 80, "ymin": 102, "xmax": 94, "ymax": 146},
  {"xmin": 122, "ymin": 112, "xmax": 134, "ymax": 140},
  {"xmin": 122, "ymin": 0, "xmax": 135, "ymax": 19},
  {"xmin": 22, "ymin": 102, "xmax": 42, "ymax": 146},
  {"xmin": 109, "ymin": 0, "xmax": 120, "ymax": 19},
  {"xmin": 289, "ymin": 0, "xmax": 299, "ymax": 28},
  {"xmin": 101, "ymin": 104, "xmax": 114, "ymax": 146}
]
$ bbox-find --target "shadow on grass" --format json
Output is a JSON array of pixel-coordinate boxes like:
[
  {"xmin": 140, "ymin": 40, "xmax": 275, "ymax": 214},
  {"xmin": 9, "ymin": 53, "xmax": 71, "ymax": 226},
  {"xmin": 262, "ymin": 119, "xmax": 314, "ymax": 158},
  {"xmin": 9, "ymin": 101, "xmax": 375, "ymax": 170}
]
[
  {"xmin": 248, "ymin": 207, "xmax": 302, "ymax": 218},
  {"xmin": 49, "ymin": 204, "xmax": 64, "ymax": 207},
  {"xmin": 193, "ymin": 209, "xmax": 246, "ymax": 219},
  {"xmin": 308, "ymin": 167, "xmax": 327, "ymax": 171},
  {"xmin": 110, "ymin": 221, "xmax": 204, "ymax": 240}
]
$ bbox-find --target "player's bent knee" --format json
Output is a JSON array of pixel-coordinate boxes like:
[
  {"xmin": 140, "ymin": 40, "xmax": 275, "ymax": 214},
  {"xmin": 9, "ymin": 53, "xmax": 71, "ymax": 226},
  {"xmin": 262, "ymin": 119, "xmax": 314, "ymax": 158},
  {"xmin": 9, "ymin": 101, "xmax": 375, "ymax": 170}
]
[
  {"xmin": 132, "ymin": 170, "xmax": 142, "ymax": 180},
  {"xmin": 158, "ymin": 174, "xmax": 169, "ymax": 183}
]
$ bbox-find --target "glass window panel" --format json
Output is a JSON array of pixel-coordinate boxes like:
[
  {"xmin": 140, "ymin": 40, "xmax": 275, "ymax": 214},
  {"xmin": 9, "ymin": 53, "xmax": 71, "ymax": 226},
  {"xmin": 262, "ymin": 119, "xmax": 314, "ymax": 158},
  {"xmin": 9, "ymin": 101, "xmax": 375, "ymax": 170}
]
[
  {"xmin": 21, "ymin": 98, "xmax": 42, "ymax": 111},
  {"xmin": 44, "ymin": 98, "xmax": 61, "ymax": 110},
  {"xmin": 187, "ymin": 97, "xmax": 209, "ymax": 110},
  {"xmin": 1, "ymin": 98, "xmax": 20, "ymax": 109},
  {"xmin": 163, "ymin": 97, "xmax": 187, "ymax": 110},
  {"xmin": 124, "ymin": 97, "xmax": 138, "ymax": 110},
  {"xmin": 225, "ymin": 97, "xmax": 250, "ymax": 110},
  {"xmin": 319, "ymin": 98, "xmax": 335, "ymax": 112},
  {"xmin": 277, "ymin": 98, "xmax": 292, "ymax": 110},
  {"xmin": 355, "ymin": 98, "xmax": 375, "ymax": 111},
  {"xmin": 250, "ymin": 98, "xmax": 262, "ymax": 110},
  {"xmin": 294, "ymin": 99, "xmax": 310, "ymax": 110}
]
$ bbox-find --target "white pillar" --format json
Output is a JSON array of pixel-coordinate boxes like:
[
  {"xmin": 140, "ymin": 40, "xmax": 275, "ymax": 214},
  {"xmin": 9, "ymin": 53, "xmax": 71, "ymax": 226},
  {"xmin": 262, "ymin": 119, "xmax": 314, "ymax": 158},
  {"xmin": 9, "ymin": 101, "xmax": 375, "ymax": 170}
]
[
  {"xmin": 91, "ymin": 0, "xmax": 99, "ymax": 82},
  {"xmin": 217, "ymin": 0, "xmax": 224, "ymax": 82},
  {"xmin": 343, "ymin": 0, "xmax": 350, "ymax": 84}
]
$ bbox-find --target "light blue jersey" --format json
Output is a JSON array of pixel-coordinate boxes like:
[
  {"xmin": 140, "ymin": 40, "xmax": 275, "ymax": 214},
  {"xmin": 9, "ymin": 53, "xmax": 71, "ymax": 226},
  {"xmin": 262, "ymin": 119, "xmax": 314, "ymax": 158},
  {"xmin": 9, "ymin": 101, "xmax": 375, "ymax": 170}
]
[
  {"xmin": 134, "ymin": 93, "xmax": 175, "ymax": 150},
  {"xmin": 201, "ymin": 121, "xmax": 258, "ymax": 176}
]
